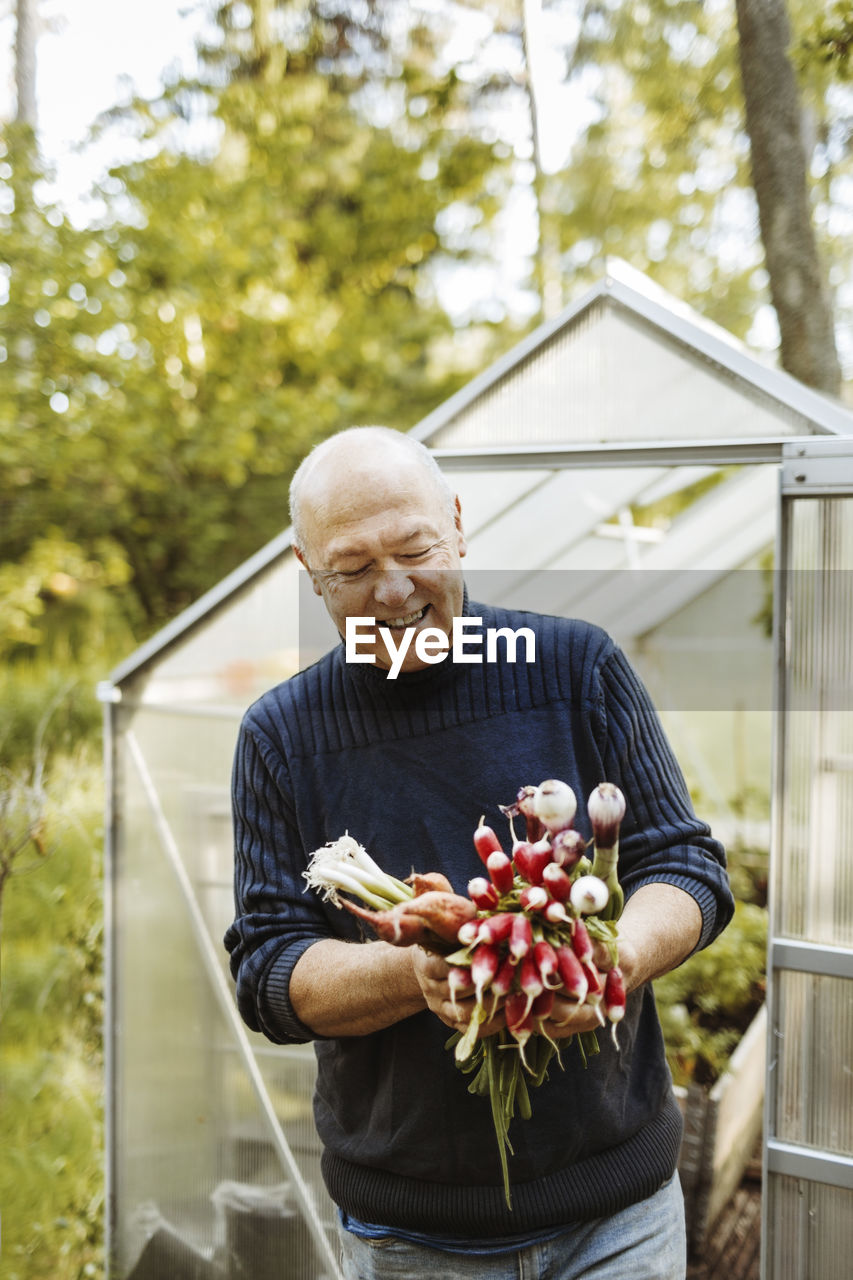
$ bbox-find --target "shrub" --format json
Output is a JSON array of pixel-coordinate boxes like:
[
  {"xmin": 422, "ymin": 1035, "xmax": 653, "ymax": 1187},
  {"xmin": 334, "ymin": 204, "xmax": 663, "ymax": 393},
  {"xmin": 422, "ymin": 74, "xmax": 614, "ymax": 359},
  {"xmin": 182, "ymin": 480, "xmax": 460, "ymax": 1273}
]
[{"xmin": 655, "ymin": 899, "xmax": 767, "ymax": 1088}]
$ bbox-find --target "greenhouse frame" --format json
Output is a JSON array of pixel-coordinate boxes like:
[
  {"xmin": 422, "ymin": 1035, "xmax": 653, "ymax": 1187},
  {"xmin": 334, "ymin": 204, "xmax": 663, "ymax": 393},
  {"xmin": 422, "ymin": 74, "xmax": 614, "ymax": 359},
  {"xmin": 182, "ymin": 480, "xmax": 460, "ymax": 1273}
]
[{"xmin": 100, "ymin": 263, "xmax": 853, "ymax": 1279}]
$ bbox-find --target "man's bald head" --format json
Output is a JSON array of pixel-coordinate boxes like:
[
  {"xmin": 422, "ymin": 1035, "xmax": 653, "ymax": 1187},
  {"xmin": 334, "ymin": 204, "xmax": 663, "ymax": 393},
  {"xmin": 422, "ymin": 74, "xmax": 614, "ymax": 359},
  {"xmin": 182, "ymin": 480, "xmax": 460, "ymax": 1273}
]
[{"xmin": 289, "ymin": 426, "xmax": 455, "ymax": 559}]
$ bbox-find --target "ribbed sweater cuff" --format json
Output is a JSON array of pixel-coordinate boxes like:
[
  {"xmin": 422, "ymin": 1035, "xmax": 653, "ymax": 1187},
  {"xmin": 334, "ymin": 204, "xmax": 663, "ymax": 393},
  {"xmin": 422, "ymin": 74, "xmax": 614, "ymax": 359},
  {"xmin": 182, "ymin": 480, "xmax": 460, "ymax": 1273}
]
[{"xmin": 260, "ymin": 936, "xmax": 326, "ymax": 1044}]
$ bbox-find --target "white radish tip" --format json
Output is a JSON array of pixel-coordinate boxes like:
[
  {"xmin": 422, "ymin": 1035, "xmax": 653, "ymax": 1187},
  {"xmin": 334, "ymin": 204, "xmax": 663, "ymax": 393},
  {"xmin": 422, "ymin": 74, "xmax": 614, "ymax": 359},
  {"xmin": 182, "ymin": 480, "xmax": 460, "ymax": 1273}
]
[
  {"xmin": 569, "ymin": 874, "xmax": 610, "ymax": 915},
  {"xmin": 588, "ymin": 782, "xmax": 626, "ymax": 821},
  {"xmin": 531, "ymin": 779, "xmax": 577, "ymax": 830}
]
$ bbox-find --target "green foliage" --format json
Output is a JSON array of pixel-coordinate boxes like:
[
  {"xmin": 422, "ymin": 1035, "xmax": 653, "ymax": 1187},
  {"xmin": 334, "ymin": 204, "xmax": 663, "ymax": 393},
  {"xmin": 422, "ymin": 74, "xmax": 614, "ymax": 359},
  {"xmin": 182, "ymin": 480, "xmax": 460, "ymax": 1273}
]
[
  {"xmin": 0, "ymin": 660, "xmax": 103, "ymax": 773},
  {"xmin": 798, "ymin": 3, "xmax": 853, "ymax": 78},
  {"xmin": 1, "ymin": 5, "xmax": 514, "ymax": 643},
  {"xmin": 724, "ymin": 839, "xmax": 769, "ymax": 908},
  {"xmin": 655, "ymin": 899, "xmax": 767, "ymax": 1087},
  {"xmin": 546, "ymin": 0, "xmax": 760, "ymax": 332},
  {"xmin": 542, "ymin": 0, "xmax": 853, "ymax": 358},
  {"xmin": 0, "ymin": 126, "xmax": 141, "ymax": 659},
  {"xmin": 0, "ymin": 751, "xmax": 104, "ymax": 1280},
  {"xmin": 4, "ymin": 0, "xmax": 852, "ymax": 666}
]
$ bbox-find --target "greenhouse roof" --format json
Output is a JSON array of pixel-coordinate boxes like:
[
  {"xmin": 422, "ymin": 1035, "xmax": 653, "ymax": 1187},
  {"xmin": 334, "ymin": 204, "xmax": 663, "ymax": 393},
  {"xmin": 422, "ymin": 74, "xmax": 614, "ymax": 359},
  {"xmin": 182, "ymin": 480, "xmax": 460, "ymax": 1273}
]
[{"xmin": 107, "ymin": 261, "xmax": 853, "ymax": 693}]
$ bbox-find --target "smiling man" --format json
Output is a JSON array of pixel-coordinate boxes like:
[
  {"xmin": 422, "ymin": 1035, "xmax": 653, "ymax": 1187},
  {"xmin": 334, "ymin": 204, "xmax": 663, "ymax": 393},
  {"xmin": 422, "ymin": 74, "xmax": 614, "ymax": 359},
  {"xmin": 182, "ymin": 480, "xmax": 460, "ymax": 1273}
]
[
  {"xmin": 225, "ymin": 426, "xmax": 734, "ymax": 1280},
  {"xmin": 289, "ymin": 426, "xmax": 467, "ymax": 674}
]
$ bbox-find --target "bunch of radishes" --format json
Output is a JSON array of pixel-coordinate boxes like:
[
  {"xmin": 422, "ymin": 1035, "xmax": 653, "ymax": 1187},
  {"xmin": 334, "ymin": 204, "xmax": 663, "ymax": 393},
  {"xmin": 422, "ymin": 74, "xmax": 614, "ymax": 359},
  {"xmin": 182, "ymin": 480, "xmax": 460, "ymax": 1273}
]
[
  {"xmin": 446, "ymin": 778, "xmax": 627, "ymax": 1070},
  {"xmin": 304, "ymin": 778, "xmax": 627, "ymax": 1208}
]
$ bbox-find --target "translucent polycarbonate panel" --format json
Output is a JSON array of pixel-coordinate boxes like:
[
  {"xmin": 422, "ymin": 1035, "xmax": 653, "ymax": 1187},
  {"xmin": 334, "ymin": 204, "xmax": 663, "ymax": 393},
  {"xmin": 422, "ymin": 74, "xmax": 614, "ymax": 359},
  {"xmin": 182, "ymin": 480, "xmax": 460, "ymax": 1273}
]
[
  {"xmin": 458, "ymin": 464, "xmax": 775, "ymax": 632},
  {"xmin": 773, "ymin": 971, "xmax": 853, "ymax": 1154},
  {"xmin": 430, "ymin": 301, "xmax": 808, "ymax": 449},
  {"xmin": 449, "ymin": 467, "xmax": 554, "ymax": 542},
  {"xmin": 545, "ymin": 468, "xmax": 775, "ymax": 627},
  {"xmin": 137, "ymin": 551, "xmax": 302, "ymax": 708},
  {"xmin": 123, "ymin": 706, "xmax": 242, "ymax": 949},
  {"xmin": 776, "ymin": 498, "xmax": 853, "ymax": 948},
  {"xmin": 460, "ymin": 465, "xmax": 666, "ymax": 573},
  {"xmin": 113, "ymin": 714, "xmax": 338, "ymax": 1280},
  {"xmin": 765, "ymin": 1175, "xmax": 853, "ymax": 1280},
  {"xmin": 765, "ymin": 490, "xmax": 853, "ymax": 1279}
]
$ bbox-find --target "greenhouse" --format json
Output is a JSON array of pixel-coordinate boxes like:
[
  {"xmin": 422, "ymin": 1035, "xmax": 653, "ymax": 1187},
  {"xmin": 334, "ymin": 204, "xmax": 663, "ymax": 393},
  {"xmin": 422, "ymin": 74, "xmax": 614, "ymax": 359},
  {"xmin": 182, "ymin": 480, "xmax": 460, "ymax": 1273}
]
[{"xmin": 100, "ymin": 263, "xmax": 853, "ymax": 1279}]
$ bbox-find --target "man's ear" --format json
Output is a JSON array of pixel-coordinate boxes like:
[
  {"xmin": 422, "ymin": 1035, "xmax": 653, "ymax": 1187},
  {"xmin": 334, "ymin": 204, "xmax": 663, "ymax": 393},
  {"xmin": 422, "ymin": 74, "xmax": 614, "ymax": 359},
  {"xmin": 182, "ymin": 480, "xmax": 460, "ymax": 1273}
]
[
  {"xmin": 453, "ymin": 495, "xmax": 467, "ymax": 559},
  {"xmin": 293, "ymin": 544, "xmax": 324, "ymax": 597}
]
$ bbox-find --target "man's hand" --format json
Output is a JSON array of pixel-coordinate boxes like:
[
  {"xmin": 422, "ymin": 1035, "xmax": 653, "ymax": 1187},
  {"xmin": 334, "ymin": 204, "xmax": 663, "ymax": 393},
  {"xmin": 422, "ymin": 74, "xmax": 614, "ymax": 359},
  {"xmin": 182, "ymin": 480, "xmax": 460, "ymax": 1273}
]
[
  {"xmin": 411, "ymin": 947, "xmax": 507, "ymax": 1037},
  {"xmin": 411, "ymin": 882, "xmax": 702, "ymax": 1042}
]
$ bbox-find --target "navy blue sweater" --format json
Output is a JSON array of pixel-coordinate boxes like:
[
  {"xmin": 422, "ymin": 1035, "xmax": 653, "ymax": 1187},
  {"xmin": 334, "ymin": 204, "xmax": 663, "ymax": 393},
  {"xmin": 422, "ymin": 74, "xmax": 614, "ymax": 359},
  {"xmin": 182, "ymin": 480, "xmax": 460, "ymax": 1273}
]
[{"xmin": 224, "ymin": 602, "xmax": 733, "ymax": 1236}]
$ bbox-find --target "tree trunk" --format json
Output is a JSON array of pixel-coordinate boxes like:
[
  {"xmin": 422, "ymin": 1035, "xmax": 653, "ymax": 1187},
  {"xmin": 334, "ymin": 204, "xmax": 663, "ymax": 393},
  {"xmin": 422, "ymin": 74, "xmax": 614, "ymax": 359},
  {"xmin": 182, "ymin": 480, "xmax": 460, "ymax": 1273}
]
[
  {"xmin": 734, "ymin": 0, "xmax": 841, "ymax": 395},
  {"xmin": 521, "ymin": 0, "xmax": 563, "ymax": 319},
  {"xmin": 15, "ymin": 0, "xmax": 38, "ymax": 128}
]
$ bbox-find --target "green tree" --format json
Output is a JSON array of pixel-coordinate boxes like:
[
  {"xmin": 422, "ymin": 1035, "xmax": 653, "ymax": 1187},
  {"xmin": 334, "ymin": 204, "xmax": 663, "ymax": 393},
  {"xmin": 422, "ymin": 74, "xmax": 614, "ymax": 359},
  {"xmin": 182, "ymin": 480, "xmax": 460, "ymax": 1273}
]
[
  {"xmin": 799, "ymin": 2, "xmax": 853, "ymax": 77},
  {"xmin": 541, "ymin": 0, "xmax": 853, "ymax": 369},
  {"xmin": 1, "ymin": 2, "xmax": 514, "ymax": 641},
  {"xmin": 0, "ymin": 126, "xmax": 140, "ymax": 660}
]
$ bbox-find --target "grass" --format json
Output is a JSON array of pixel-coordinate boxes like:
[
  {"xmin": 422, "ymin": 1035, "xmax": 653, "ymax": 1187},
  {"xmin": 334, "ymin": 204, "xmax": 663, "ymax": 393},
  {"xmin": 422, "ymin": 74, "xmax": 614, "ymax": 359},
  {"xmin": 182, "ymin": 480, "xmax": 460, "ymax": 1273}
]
[{"xmin": 0, "ymin": 750, "xmax": 105, "ymax": 1280}]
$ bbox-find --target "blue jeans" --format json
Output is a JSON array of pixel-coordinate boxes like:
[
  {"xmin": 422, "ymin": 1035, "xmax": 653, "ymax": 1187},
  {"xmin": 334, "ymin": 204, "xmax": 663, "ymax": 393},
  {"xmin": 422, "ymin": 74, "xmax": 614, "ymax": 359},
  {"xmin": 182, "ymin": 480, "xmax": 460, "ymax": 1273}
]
[{"xmin": 337, "ymin": 1175, "xmax": 687, "ymax": 1279}]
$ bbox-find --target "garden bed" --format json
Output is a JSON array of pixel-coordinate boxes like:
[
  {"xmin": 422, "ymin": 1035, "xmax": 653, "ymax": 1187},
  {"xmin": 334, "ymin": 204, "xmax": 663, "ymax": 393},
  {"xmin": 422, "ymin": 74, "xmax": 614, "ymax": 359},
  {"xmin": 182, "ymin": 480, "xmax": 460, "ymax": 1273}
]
[
  {"xmin": 675, "ymin": 1002, "xmax": 766, "ymax": 1253},
  {"xmin": 654, "ymin": 875, "xmax": 768, "ymax": 1255}
]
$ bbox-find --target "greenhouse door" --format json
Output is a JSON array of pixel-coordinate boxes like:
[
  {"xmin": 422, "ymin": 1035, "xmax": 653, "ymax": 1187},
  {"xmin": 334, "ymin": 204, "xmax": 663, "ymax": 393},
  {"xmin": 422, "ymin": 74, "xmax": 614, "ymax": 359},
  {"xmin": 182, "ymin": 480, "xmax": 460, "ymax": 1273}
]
[{"xmin": 763, "ymin": 440, "xmax": 853, "ymax": 1278}]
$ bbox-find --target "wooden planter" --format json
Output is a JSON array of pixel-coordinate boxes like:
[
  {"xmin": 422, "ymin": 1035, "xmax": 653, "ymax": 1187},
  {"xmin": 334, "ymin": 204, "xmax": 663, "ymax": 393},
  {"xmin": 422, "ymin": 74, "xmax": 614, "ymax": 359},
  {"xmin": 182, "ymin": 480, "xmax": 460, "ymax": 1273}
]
[{"xmin": 674, "ymin": 1003, "xmax": 766, "ymax": 1254}]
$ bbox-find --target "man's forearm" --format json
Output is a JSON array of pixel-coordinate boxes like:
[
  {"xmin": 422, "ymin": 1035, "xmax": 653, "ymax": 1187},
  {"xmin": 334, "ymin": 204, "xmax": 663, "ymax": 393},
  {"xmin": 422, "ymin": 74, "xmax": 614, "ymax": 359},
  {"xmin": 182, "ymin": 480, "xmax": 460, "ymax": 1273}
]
[
  {"xmin": 289, "ymin": 883, "xmax": 703, "ymax": 1039},
  {"xmin": 616, "ymin": 882, "xmax": 703, "ymax": 992},
  {"xmin": 289, "ymin": 937, "xmax": 427, "ymax": 1037}
]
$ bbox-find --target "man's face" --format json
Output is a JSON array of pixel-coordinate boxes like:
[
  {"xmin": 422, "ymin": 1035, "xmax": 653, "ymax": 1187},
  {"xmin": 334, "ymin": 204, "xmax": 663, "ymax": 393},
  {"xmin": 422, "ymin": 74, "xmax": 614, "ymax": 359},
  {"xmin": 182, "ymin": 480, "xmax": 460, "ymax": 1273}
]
[{"xmin": 295, "ymin": 451, "xmax": 467, "ymax": 674}]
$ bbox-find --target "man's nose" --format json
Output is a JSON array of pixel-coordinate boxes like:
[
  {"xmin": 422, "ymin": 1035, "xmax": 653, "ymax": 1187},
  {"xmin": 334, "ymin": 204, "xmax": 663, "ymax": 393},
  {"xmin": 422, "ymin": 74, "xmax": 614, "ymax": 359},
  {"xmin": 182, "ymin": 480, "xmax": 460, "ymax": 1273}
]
[{"xmin": 372, "ymin": 570, "xmax": 416, "ymax": 610}]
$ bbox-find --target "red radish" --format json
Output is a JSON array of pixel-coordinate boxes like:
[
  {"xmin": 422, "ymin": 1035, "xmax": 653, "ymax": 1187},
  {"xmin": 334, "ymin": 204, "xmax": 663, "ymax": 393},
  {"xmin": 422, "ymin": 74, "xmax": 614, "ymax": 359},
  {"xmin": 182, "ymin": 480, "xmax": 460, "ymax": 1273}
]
[
  {"xmin": 531, "ymin": 988, "xmax": 555, "ymax": 1025},
  {"xmin": 467, "ymin": 876, "xmax": 499, "ymax": 911},
  {"xmin": 588, "ymin": 782, "xmax": 626, "ymax": 921},
  {"xmin": 477, "ymin": 911, "xmax": 516, "ymax": 946},
  {"xmin": 486, "ymin": 850, "xmax": 514, "ymax": 896},
  {"xmin": 519, "ymin": 885, "xmax": 549, "ymax": 913},
  {"xmin": 505, "ymin": 988, "xmax": 536, "ymax": 1065},
  {"xmin": 604, "ymin": 966, "xmax": 626, "ymax": 1047},
  {"xmin": 551, "ymin": 828, "xmax": 586, "ymax": 870},
  {"xmin": 532, "ymin": 779, "xmax": 577, "ymax": 833},
  {"xmin": 473, "ymin": 818, "xmax": 504, "ymax": 866},
  {"xmin": 489, "ymin": 953, "xmax": 516, "ymax": 1018},
  {"xmin": 516, "ymin": 785, "xmax": 546, "ymax": 842},
  {"xmin": 533, "ymin": 938, "xmax": 561, "ymax": 989},
  {"xmin": 545, "ymin": 899, "xmax": 569, "ymax": 925},
  {"xmin": 519, "ymin": 954, "xmax": 544, "ymax": 1017},
  {"xmin": 512, "ymin": 839, "xmax": 553, "ymax": 886},
  {"xmin": 505, "ymin": 989, "xmax": 534, "ymax": 1045},
  {"xmin": 571, "ymin": 917, "xmax": 594, "ymax": 964},
  {"xmin": 457, "ymin": 920, "xmax": 481, "ymax": 946},
  {"xmin": 581, "ymin": 960, "xmax": 605, "ymax": 1019},
  {"xmin": 471, "ymin": 943, "xmax": 500, "ymax": 1003},
  {"xmin": 588, "ymin": 782, "xmax": 626, "ymax": 850},
  {"xmin": 501, "ymin": 786, "xmax": 545, "ymax": 843},
  {"xmin": 509, "ymin": 913, "xmax": 533, "ymax": 962},
  {"xmin": 447, "ymin": 966, "xmax": 472, "ymax": 1015},
  {"xmin": 542, "ymin": 862, "xmax": 572, "ymax": 902},
  {"xmin": 491, "ymin": 954, "xmax": 516, "ymax": 999},
  {"xmin": 555, "ymin": 945, "xmax": 588, "ymax": 1003}
]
